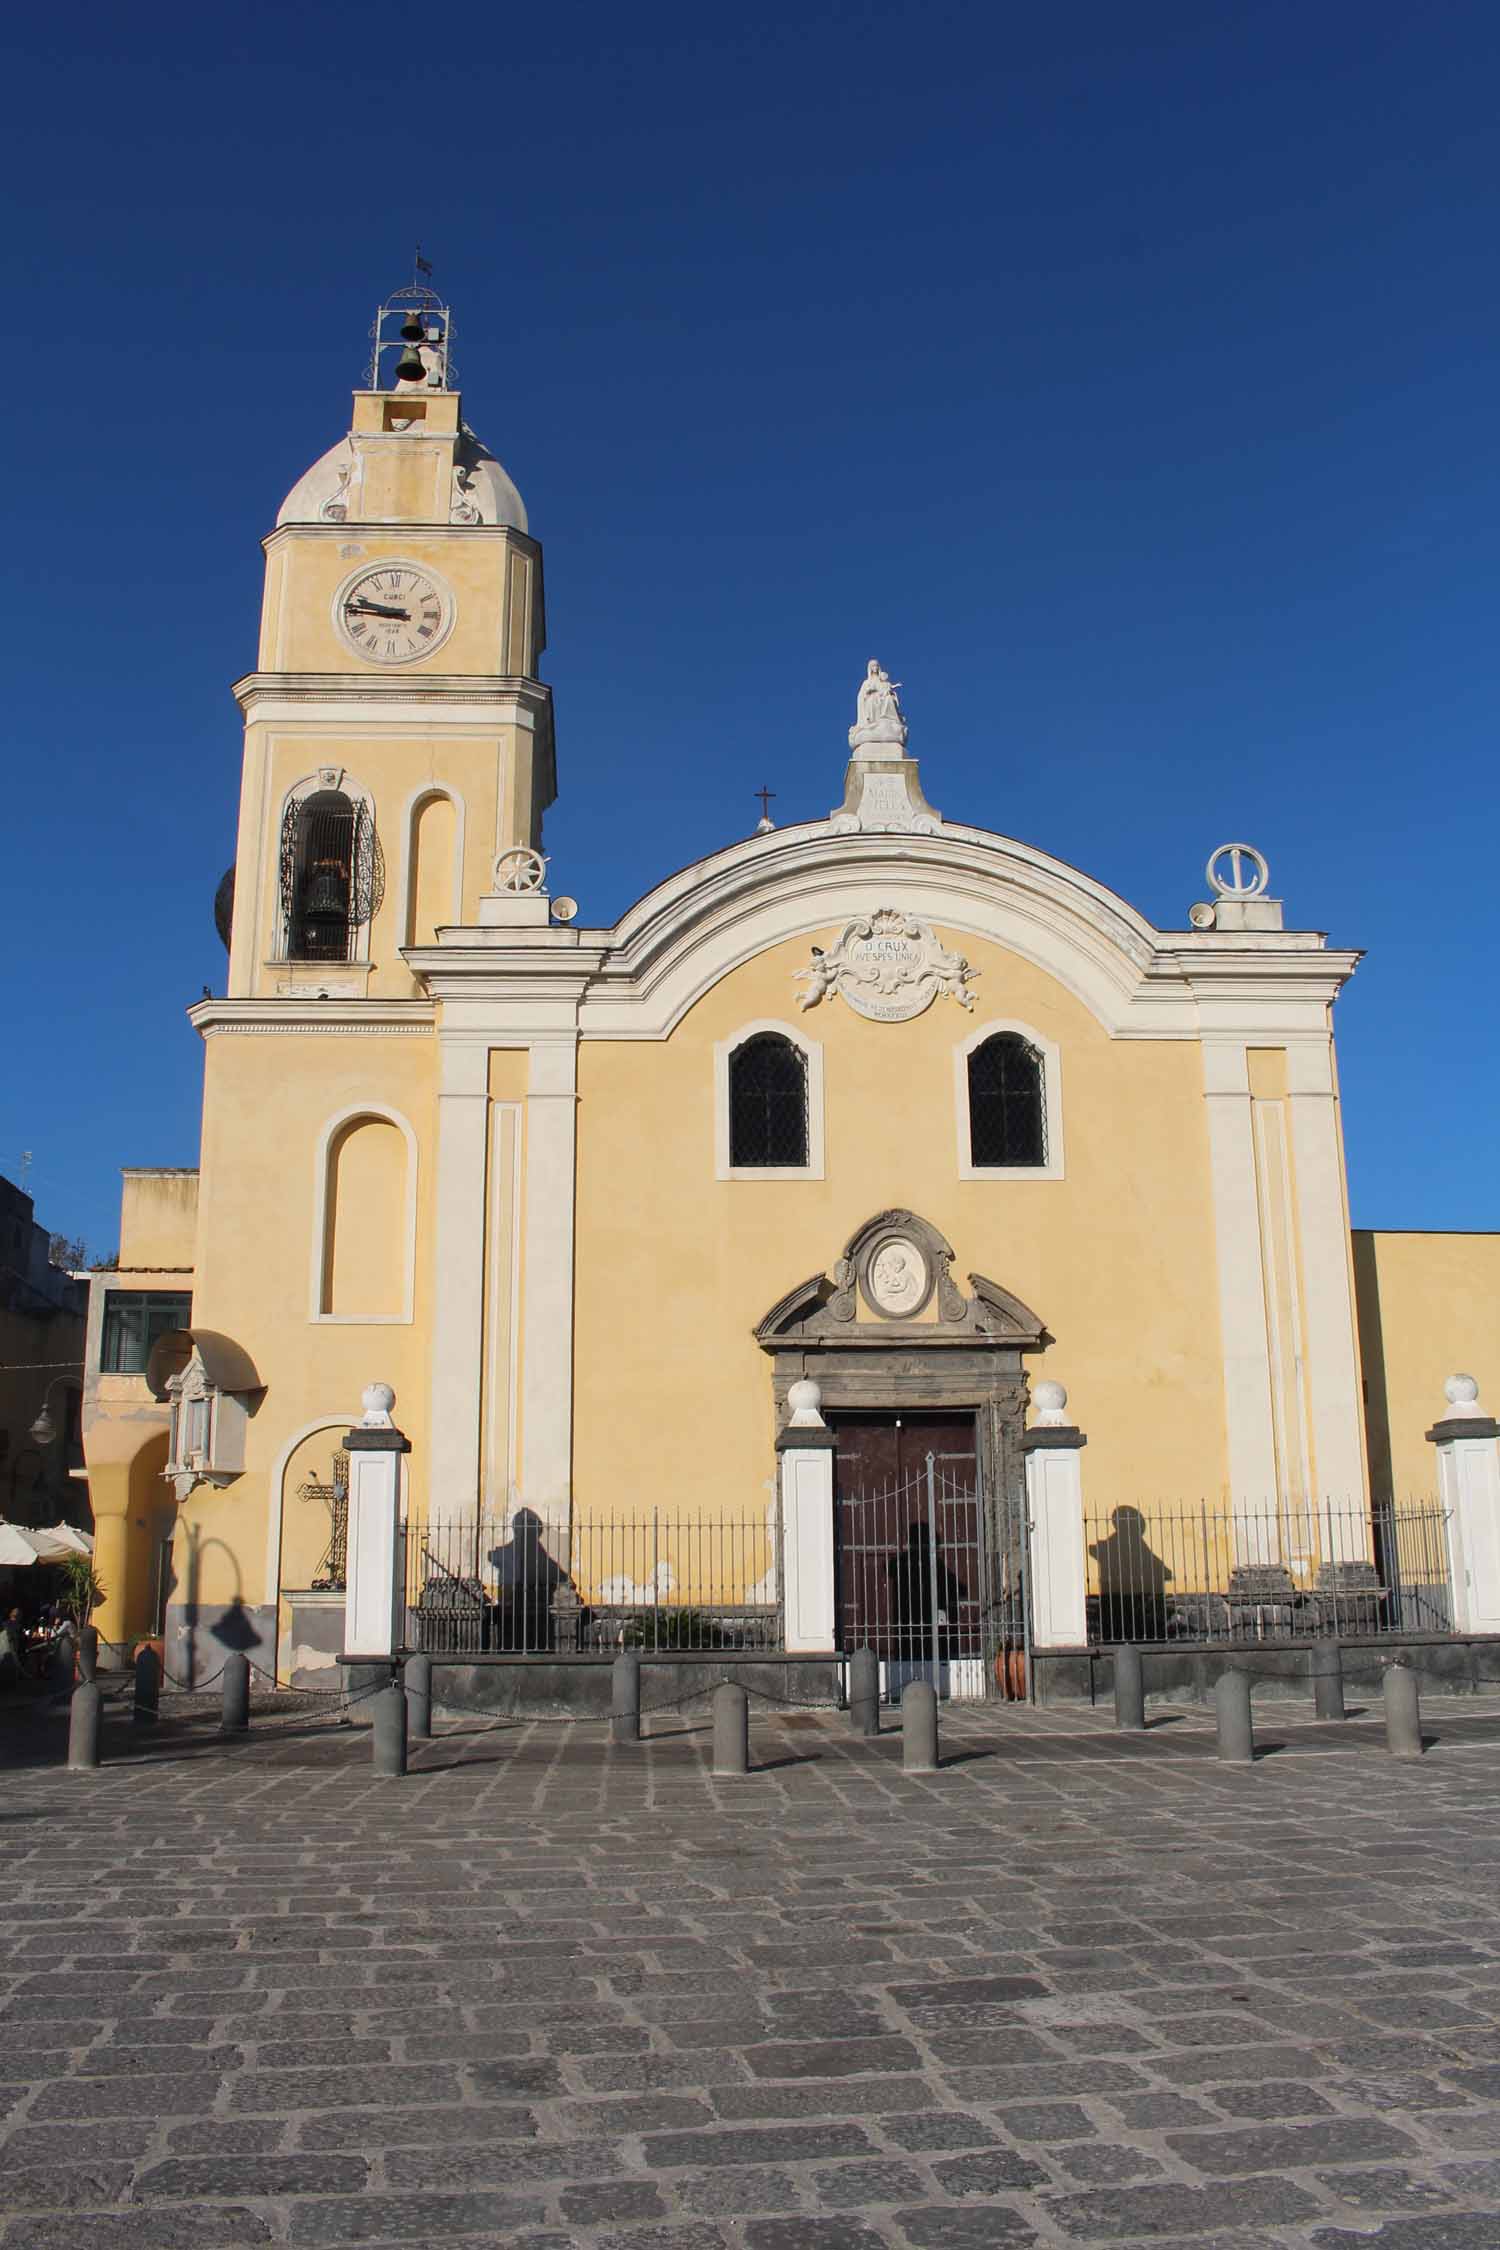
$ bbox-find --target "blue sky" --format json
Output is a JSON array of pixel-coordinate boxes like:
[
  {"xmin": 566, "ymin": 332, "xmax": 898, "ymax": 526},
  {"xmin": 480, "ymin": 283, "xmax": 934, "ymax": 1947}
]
[{"xmin": 5, "ymin": 0, "xmax": 1497, "ymax": 1252}]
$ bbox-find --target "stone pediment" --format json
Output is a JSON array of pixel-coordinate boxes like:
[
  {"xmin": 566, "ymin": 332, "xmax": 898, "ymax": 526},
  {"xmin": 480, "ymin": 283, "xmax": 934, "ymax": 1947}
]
[{"xmin": 755, "ymin": 1211, "xmax": 1047, "ymax": 1353}]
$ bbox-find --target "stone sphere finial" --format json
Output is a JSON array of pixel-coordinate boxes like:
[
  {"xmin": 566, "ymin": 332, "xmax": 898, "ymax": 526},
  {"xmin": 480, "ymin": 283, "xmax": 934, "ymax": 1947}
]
[
  {"xmin": 1032, "ymin": 1379, "xmax": 1068, "ymax": 1427},
  {"xmin": 1443, "ymin": 1372, "xmax": 1482, "ymax": 1416},
  {"xmin": 360, "ymin": 1381, "xmax": 396, "ymax": 1429},
  {"xmin": 787, "ymin": 1377, "xmax": 825, "ymax": 1428}
]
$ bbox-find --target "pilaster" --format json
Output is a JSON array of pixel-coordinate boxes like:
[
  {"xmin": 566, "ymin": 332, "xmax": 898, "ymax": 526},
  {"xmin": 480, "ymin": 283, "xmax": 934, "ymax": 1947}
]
[
  {"xmin": 776, "ymin": 1380, "xmax": 838, "ymax": 1653},
  {"xmin": 1021, "ymin": 1382, "xmax": 1089, "ymax": 1651},
  {"xmin": 1427, "ymin": 1376, "xmax": 1500, "ymax": 1634},
  {"xmin": 520, "ymin": 1032, "xmax": 579, "ymax": 1531},
  {"xmin": 1201, "ymin": 1040, "xmax": 1278, "ymax": 1523},
  {"xmin": 427, "ymin": 1037, "xmax": 489, "ymax": 1520},
  {"xmin": 342, "ymin": 1384, "xmax": 412, "ymax": 1661}
]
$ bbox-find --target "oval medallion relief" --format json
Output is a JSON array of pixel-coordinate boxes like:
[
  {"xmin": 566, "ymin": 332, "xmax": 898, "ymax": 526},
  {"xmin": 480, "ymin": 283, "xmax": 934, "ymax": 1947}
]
[{"xmin": 863, "ymin": 1235, "xmax": 931, "ymax": 1319}]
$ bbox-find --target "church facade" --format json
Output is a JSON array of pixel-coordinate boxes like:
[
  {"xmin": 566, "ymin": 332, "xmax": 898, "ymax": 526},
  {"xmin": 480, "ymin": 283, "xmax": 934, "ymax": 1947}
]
[{"xmin": 78, "ymin": 289, "xmax": 1500, "ymax": 1683}]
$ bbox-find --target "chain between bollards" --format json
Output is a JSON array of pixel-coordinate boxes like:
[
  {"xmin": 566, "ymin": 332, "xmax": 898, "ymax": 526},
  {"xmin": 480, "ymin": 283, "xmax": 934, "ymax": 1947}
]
[
  {"xmin": 1383, "ymin": 1662, "xmax": 1423, "ymax": 1759},
  {"xmin": 1214, "ymin": 1668, "xmax": 1254, "ymax": 1764},
  {"xmin": 67, "ymin": 1681, "xmax": 102, "ymax": 1771},
  {"xmin": 711, "ymin": 1681, "xmax": 749, "ymax": 1776},
  {"xmin": 405, "ymin": 1653, "xmax": 432, "ymax": 1740},
  {"xmin": 372, "ymin": 1681, "xmax": 408, "ymax": 1776},
  {"xmin": 902, "ymin": 1679, "xmax": 939, "ymax": 1773},
  {"xmin": 611, "ymin": 1650, "xmax": 641, "ymax": 1745},
  {"xmin": 1113, "ymin": 1645, "xmax": 1146, "ymax": 1731}
]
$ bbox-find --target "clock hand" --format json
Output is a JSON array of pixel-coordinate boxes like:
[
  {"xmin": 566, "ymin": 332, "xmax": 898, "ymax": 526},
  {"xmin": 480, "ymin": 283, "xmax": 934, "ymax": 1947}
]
[{"xmin": 345, "ymin": 599, "xmax": 411, "ymax": 620}]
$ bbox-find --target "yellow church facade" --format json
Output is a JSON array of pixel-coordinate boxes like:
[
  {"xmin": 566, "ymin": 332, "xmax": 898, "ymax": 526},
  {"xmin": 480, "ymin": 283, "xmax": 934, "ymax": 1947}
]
[{"xmin": 79, "ymin": 288, "xmax": 1500, "ymax": 1687}]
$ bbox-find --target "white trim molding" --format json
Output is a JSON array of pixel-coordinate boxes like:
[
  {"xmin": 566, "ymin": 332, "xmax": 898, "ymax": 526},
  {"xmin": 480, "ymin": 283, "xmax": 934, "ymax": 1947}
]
[
  {"xmin": 954, "ymin": 1019, "xmax": 1064, "ymax": 1181},
  {"xmin": 714, "ymin": 1020, "xmax": 827, "ymax": 1182},
  {"xmin": 309, "ymin": 1103, "xmax": 419, "ymax": 1325},
  {"xmin": 397, "ymin": 782, "xmax": 467, "ymax": 943}
]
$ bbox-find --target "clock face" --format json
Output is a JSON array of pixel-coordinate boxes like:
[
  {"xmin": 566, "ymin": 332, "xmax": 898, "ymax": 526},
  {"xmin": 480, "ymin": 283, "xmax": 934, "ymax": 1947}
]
[{"xmin": 334, "ymin": 562, "xmax": 453, "ymax": 664}]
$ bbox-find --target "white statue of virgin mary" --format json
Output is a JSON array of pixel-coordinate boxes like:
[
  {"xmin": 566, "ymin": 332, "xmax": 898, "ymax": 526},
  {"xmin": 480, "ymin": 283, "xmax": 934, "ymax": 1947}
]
[{"xmin": 849, "ymin": 659, "xmax": 908, "ymax": 750}]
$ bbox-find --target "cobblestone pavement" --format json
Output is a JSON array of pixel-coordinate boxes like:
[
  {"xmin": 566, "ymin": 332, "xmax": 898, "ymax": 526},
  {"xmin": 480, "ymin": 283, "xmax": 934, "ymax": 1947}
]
[{"xmin": 2, "ymin": 1688, "xmax": 1500, "ymax": 2248}]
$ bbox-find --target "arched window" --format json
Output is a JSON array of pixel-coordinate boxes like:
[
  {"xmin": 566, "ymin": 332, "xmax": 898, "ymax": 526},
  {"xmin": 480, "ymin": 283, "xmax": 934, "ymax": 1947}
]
[
  {"xmin": 729, "ymin": 1033, "xmax": 809, "ymax": 1169},
  {"xmin": 967, "ymin": 1033, "xmax": 1047, "ymax": 1168},
  {"xmin": 279, "ymin": 789, "xmax": 384, "ymax": 962}
]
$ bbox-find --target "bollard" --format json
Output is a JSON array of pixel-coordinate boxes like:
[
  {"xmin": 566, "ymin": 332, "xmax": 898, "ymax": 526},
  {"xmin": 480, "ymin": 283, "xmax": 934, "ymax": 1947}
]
[
  {"xmin": 1311, "ymin": 1642, "xmax": 1345, "ymax": 1722},
  {"xmin": 67, "ymin": 1681, "xmax": 102, "ymax": 1772},
  {"xmin": 405, "ymin": 1653, "xmax": 432, "ymax": 1740},
  {"xmin": 711, "ymin": 1681, "xmax": 749, "ymax": 1776},
  {"xmin": 1214, "ymin": 1668, "xmax": 1254, "ymax": 1764},
  {"xmin": 220, "ymin": 1651, "xmax": 250, "ymax": 1735},
  {"xmin": 1384, "ymin": 1663, "xmax": 1423, "ymax": 1760},
  {"xmin": 372, "ymin": 1682, "xmax": 408, "ymax": 1776},
  {"xmin": 132, "ymin": 1645, "xmax": 161, "ymax": 1727},
  {"xmin": 50, "ymin": 1629, "xmax": 76, "ymax": 1693},
  {"xmin": 1113, "ymin": 1644, "xmax": 1146, "ymax": 1732},
  {"xmin": 902, "ymin": 1679, "xmax": 940, "ymax": 1774},
  {"xmin": 848, "ymin": 1647, "xmax": 880, "ymax": 1737},
  {"xmin": 611, "ymin": 1649, "xmax": 641, "ymax": 1745},
  {"xmin": 78, "ymin": 1626, "xmax": 99, "ymax": 1684}
]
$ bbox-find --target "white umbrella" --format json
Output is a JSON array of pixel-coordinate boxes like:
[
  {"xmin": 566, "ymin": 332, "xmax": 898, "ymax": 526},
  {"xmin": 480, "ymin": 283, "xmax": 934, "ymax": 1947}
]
[
  {"xmin": 37, "ymin": 1524, "xmax": 93, "ymax": 1556},
  {"xmin": 0, "ymin": 1526, "xmax": 49, "ymax": 1566}
]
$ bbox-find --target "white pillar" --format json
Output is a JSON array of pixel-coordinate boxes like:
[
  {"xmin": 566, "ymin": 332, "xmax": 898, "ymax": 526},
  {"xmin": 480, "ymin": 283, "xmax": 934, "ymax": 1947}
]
[
  {"xmin": 1022, "ymin": 1381, "xmax": 1089, "ymax": 1650},
  {"xmin": 520, "ymin": 1033, "xmax": 579, "ymax": 1535},
  {"xmin": 1286, "ymin": 1042, "xmax": 1367, "ymax": 1549},
  {"xmin": 1427, "ymin": 1375, "xmax": 1500, "ymax": 1635},
  {"xmin": 427, "ymin": 1038, "xmax": 489, "ymax": 1521},
  {"xmin": 776, "ymin": 1379, "xmax": 837, "ymax": 1653},
  {"xmin": 342, "ymin": 1383, "xmax": 411, "ymax": 1661},
  {"xmin": 1201, "ymin": 1041, "xmax": 1279, "ymax": 1548}
]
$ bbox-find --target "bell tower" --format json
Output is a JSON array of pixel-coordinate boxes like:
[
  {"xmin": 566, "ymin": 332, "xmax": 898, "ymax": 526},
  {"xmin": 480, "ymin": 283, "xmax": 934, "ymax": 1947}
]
[{"xmin": 223, "ymin": 270, "xmax": 554, "ymax": 1001}]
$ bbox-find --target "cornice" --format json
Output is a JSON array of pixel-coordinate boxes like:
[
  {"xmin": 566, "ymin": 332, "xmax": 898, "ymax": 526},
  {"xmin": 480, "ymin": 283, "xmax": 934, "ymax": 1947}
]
[
  {"xmin": 231, "ymin": 671, "xmax": 553, "ymax": 718},
  {"xmin": 188, "ymin": 998, "xmax": 436, "ymax": 1039},
  {"xmin": 262, "ymin": 520, "xmax": 541, "ymax": 561}
]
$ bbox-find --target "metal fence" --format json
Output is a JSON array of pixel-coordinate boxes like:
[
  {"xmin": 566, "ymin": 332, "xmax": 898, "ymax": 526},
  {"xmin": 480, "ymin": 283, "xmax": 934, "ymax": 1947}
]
[
  {"xmin": 836, "ymin": 1460, "xmax": 992, "ymax": 1702},
  {"xmin": 1082, "ymin": 1499, "xmax": 1452, "ymax": 1645},
  {"xmin": 404, "ymin": 1509, "xmax": 780, "ymax": 1656}
]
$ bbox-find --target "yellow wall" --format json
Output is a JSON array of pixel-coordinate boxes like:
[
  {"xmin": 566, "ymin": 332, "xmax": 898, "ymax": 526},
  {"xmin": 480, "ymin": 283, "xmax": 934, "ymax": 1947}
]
[
  {"xmin": 257, "ymin": 523, "xmax": 540, "ymax": 678},
  {"xmin": 1355, "ymin": 1230, "xmax": 1500, "ymax": 1503},
  {"xmin": 188, "ymin": 1030, "xmax": 438, "ymax": 1611},
  {"xmin": 230, "ymin": 725, "xmax": 523, "ymax": 1000},
  {"xmin": 572, "ymin": 931, "xmax": 1227, "ymax": 1521},
  {"xmin": 119, "ymin": 1171, "xmax": 198, "ymax": 1270}
]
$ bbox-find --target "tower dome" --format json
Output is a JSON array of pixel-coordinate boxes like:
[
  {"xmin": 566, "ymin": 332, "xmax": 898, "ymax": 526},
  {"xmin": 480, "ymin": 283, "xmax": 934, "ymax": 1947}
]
[{"xmin": 275, "ymin": 424, "xmax": 527, "ymax": 531}]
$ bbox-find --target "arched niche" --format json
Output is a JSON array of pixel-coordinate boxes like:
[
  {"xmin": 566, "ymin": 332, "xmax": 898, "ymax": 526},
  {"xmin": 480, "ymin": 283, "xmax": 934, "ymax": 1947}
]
[
  {"xmin": 402, "ymin": 786, "xmax": 464, "ymax": 947},
  {"xmin": 311, "ymin": 1108, "xmax": 418, "ymax": 1322}
]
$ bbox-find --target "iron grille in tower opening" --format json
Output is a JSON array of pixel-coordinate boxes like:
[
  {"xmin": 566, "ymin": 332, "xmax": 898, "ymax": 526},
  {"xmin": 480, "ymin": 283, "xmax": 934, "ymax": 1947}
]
[
  {"xmin": 729, "ymin": 1033, "xmax": 809, "ymax": 1169},
  {"xmin": 279, "ymin": 791, "xmax": 385, "ymax": 962},
  {"xmin": 967, "ymin": 1032, "xmax": 1047, "ymax": 1167}
]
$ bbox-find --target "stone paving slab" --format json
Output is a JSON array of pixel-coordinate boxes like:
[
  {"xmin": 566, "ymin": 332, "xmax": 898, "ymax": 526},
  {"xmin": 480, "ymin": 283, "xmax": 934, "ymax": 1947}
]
[{"xmin": 0, "ymin": 1691, "xmax": 1498, "ymax": 2244}]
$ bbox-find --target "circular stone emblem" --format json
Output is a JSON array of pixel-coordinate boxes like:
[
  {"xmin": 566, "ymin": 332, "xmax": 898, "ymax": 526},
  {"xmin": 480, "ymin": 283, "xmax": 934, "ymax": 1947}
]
[{"xmin": 864, "ymin": 1236, "xmax": 931, "ymax": 1318}]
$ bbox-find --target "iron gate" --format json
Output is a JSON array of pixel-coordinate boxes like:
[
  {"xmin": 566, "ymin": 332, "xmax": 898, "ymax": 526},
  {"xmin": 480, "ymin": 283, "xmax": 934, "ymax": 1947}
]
[{"xmin": 835, "ymin": 1452, "xmax": 1028, "ymax": 1700}]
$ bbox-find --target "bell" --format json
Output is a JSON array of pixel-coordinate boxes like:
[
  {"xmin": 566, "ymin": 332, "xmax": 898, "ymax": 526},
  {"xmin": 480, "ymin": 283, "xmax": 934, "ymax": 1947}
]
[
  {"xmin": 393, "ymin": 342, "xmax": 426, "ymax": 383},
  {"xmin": 398, "ymin": 308, "xmax": 425, "ymax": 341}
]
